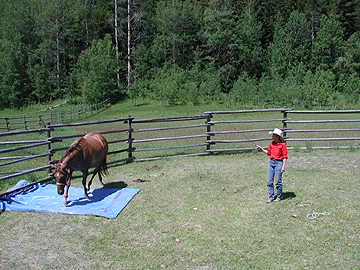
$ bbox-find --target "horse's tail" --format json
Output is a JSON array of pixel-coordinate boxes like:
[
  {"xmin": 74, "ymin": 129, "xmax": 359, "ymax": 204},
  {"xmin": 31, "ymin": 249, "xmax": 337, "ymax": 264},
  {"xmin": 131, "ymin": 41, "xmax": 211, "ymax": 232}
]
[{"xmin": 99, "ymin": 155, "xmax": 109, "ymax": 177}]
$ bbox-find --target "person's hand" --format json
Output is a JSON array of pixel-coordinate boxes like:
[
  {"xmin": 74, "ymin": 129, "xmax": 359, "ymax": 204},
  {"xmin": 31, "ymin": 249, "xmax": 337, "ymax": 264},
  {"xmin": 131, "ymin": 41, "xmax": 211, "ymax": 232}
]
[
  {"xmin": 281, "ymin": 167, "xmax": 286, "ymax": 173},
  {"xmin": 256, "ymin": 145, "xmax": 262, "ymax": 150}
]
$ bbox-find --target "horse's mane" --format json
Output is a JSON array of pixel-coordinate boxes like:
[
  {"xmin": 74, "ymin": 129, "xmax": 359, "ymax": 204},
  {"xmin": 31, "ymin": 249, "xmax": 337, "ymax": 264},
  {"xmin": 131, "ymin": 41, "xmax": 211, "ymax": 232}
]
[{"xmin": 60, "ymin": 137, "xmax": 86, "ymax": 162}]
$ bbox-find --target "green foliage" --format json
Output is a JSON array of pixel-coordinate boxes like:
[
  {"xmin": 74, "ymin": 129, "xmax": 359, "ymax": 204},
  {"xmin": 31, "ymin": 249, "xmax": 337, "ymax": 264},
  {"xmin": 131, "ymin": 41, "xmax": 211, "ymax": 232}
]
[
  {"xmin": 73, "ymin": 34, "xmax": 121, "ymax": 103},
  {"xmin": 0, "ymin": 0, "xmax": 360, "ymax": 109},
  {"xmin": 0, "ymin": 39, "xmax": 26, "ymax": 109},
  {"xmin": 313, "ymin": 14, "xmax": 344, "ymax": 73},
  {"xmin": 334, "ymin": 0, "xmax": 360, "ymax": 39},
  {"xmin": 229, "ymin": 73, "xmax": 257, "ymax": 107},
  {"xmin": 202, "ymin": 0, "xmax": 249, "ymax": 92},
  {"xmin": 154, "ymin": 0, "xmax": 203, "ymax": 70},
  {"xmin": 342, "ymin": 32, "xmax": 360, "ymax": 75},
  {"xmin": 240, "ymin": 0, "xmax": 263, "ymax": 78},
  {"xmin": 336, "ymin": 72, "xmax": 360, "ymax": 107},
  {"xmin": 269, "ymin": 11, "xmax": 311, "ymax": 78},
  {"xmin": 130, "ymin": 64, "xmax": 222, "ymax": 106}
]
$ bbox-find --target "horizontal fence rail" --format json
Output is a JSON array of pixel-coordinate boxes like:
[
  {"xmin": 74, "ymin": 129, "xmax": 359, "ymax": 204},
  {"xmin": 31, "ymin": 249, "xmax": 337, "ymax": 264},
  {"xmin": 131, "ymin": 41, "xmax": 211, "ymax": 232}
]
[
  {"xmin": 1, "ymin": 107, "xmax": 359, "ymax": 187},
  {"xmin": 0, "ymin": 99, "xmax": 110, "ymax": 132},
  {"xmin": 128, "ymin": 114, "xmax": 211, "ymax": 162},
  {"xmin": 47, "ymin": 116, "xmax": 135, "ymax": 164},
  {"xmin": 282, "ymin": 109, "xmax": 360, "ymax": 149}
]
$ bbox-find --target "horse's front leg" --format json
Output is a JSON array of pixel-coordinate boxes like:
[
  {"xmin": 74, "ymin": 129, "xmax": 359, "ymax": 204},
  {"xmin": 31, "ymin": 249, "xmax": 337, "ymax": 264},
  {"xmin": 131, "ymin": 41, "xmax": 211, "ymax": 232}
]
[
  {"xmin": 82, "ymin": 170, "xmax": 89, "ymax": 198},
  {"xmin": 63, "ymin": 176, "xmax": 71, "ymax": 205}
]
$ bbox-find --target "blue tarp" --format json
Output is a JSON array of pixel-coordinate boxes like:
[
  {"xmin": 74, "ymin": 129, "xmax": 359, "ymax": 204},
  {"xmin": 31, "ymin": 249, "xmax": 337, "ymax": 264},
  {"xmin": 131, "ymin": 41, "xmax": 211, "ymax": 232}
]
[{"xmin": 0, "ymin": 180, "xmax": 139, "ymax": 219}]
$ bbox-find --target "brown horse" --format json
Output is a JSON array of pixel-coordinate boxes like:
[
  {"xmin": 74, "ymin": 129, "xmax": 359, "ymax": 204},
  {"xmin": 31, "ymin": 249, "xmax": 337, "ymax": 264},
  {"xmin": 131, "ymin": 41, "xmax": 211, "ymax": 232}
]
[{"xmin": 51, "ymin": 133, "xmax": 108, "ymax": 205}]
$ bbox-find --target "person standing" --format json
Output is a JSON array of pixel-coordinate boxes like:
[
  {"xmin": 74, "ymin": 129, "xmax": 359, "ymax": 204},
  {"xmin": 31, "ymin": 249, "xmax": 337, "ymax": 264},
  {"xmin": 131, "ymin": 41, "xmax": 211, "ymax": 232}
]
[{"xmin": 256, "ymin": 128, "xmax": 288, "ymax": 203}]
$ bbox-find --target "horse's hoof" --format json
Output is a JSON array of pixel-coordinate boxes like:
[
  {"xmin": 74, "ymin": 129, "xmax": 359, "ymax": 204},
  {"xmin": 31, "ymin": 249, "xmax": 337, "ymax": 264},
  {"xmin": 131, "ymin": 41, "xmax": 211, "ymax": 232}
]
[
  {"xmin": 83, "ymin": 194, "xmax": 88, "ymax": 198},
  {"xmin": 62, "ymin": 200, "xmax": 67, "ymax": 205}
]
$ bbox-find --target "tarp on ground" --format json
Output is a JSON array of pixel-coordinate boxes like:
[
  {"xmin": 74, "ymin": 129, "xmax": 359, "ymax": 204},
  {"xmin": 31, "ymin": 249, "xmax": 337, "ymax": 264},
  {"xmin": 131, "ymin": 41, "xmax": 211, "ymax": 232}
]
[{"xmin": 0, "ymin": 180, "xmax": 139, "ymax": 219}]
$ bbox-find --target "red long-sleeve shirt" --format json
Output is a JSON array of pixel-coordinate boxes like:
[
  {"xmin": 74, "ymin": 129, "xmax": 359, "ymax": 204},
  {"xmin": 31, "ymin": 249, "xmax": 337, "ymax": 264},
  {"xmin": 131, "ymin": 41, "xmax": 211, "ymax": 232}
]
[{"xmin": 267, "ymin": 141, "xmax": 288, "ymax": 160}]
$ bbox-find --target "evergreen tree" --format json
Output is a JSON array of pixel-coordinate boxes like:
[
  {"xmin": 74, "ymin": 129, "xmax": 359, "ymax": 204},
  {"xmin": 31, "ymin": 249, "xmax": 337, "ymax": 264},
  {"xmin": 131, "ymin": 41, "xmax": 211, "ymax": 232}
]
[
  {"xmin": 0, "ymin": 0, "xmax": 37, "ymax": 107},
  {"xmin": 268, "ymin": 11, "xmax": 312, "ymax": 78},
  {"xmin": 0, "ymin": 39, "xmax": 25, "ymax": 108},
  {"xmin": 342, "ymin": 32, "xmax": 360, "ymax": 75},
  {"xmin": 73, "ymin": 34, "xmax": 121, "ymax": 103},
  {"xmin": 0, "ymin": 0, "xmax": 360, "ymax": 109},
  {"xmin": 337, "ymin": 72, "xmax": 360, "ymax": 107},
  {"xmin": 313, "ymin": 14, "xmax": 343, "ymax": 75},
  {"xmin": 241, "ymin": 0, "xmax": 264, "ymax": 78},
  {"xmin": 334, "ymin": 0, "xmax": 360, "ymax": 40},
  {"xmin": 202, "ymin": 0, "xmax": 249, "ymax": 92},
  {"xmin": 153, "ymin": 0, "xmax": 202, "ymax": 70}
]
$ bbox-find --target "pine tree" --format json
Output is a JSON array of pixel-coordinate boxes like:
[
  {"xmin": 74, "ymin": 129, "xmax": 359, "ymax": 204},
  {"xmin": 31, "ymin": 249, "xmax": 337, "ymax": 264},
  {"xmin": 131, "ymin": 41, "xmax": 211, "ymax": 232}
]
[
  {"xmin": 334, "ymin": 0, "xmax": 360, "ymax": 40},
  {"xmin": 202, "ymin": 0, "xmax": 248, "ymax": 92},
  {"xmin": 313, "ymin": 14, "xmax": 343, "ymax": 74}
]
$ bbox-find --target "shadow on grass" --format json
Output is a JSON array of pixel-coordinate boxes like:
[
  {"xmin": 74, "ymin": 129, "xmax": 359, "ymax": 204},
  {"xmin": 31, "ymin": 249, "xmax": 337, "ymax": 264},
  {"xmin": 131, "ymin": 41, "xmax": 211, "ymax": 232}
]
[
  {"xmin": 103, "ymin": 181, "xmax": 127, "ymax": 189},
  {"xmin": 283, "ymin": 191, "xmax": 296, "ymax": 200},
  {"xmin": 66, "ymin": 181, "xmax": 128, "ymax": 207},
  {"xmin": 133, "ymin": 102, "xmax": 149, "ymax": 107}
]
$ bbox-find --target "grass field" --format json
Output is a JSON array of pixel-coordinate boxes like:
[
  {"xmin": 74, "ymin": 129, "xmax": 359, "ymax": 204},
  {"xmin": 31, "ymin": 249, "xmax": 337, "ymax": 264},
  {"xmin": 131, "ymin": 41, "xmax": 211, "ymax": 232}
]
[
  {"xmin": 1, "ymin": 99, "xmax": 360, "ymax": 269},
  {"xmin": 1, "ymin": 148, "xmax": 359, "ymax": 269}
]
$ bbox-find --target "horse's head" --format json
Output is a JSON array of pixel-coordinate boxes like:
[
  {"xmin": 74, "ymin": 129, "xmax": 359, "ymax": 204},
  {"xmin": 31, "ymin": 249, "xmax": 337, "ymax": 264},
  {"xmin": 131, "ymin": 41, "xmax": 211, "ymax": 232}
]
[{"xmin": 51, "ymin": 164, "xmax": 70, "ymax": 195}]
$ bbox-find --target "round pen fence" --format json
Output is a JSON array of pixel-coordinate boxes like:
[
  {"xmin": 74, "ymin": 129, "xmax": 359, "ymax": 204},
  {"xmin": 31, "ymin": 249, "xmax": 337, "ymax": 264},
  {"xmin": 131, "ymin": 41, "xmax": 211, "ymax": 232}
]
[
  {"xmin": 47, "ymin": 116, "xmax": 135, "ymax": 168},
  {"xmin": 283, "ymin": 109, "xmax": 360, "ymax": 149},
  {"xmin": 130, "ymin": 114, "xmax": 210, "ymax": 161},
  {"xmin": 204, "ymin": 108, "xmax": 290, "ymax": 152},
  {"xmin": 1, "ymin": 108, "xmax": 360, "ymax": 190}
]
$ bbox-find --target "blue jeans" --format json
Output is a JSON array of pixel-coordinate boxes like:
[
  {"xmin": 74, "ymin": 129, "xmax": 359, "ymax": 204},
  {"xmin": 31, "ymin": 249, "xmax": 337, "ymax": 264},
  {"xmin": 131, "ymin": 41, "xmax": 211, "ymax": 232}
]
[{"xmin": 267, "ymin": 159, "xmax": 283, "ymax": 200}]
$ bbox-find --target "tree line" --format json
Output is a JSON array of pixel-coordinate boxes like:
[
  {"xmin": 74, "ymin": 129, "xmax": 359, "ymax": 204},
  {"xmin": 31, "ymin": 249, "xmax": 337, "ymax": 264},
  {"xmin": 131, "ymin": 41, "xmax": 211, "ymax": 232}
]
[{"xmin": 0, "ymin": 0, "xmax": 359, "ymax": 110}]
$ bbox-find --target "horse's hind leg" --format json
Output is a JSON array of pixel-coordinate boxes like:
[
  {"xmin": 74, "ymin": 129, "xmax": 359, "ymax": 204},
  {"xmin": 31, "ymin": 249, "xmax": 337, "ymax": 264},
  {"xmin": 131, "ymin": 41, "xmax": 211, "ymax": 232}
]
[
  {"xmin": 87, "ymin": 167, "xmax": 105, "ymax": 190},
  {"xmin": 98, "ymin": 170, "xmax": 105, "ymax": 185},
  {"xmin": 87, "ymin": 168, "xmax": 100, "ymax": 191},
  {"xmin": 82, "ymin": 170, "xmax": 89, "ymax": 198}
]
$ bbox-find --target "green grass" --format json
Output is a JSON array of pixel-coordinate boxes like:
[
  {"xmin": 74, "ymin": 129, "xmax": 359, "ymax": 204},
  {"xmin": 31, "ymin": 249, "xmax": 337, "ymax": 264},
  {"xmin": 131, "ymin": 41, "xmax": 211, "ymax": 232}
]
[
  {"xmin": 1, "ymin": 99, "xmax": 360, "ymax": 269},
  {"xmin": 1, "ymin": 149, "xmax": 359, "ymax": 269}
]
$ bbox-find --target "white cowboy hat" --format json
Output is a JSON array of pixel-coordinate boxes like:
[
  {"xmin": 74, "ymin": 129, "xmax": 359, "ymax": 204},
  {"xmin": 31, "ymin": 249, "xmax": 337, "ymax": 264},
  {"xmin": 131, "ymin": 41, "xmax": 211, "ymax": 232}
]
[{"xmin": 269, "ymin": 128, "xmax": 283, "ymax": 138}]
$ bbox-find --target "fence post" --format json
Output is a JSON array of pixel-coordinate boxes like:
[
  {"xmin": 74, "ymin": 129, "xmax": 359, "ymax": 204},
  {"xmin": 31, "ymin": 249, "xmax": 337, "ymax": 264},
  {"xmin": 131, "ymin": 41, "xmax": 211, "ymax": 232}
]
[
  {"xmin": 37, "ymin": 114, "xmax": 43, "ymax": 126},
  {"xmin": 282, "ymin": 106, "xmax": 288, "ymax": 139},
  {"xmin": 69, "ymin": 108, "xmax": 72, "ymax": 122},
  {"xmin": 127, "ymin": 115, "xmax": 133, "ymax": 161},
  {"xmin": 205, "ymin": 113, "xmax": 213, "ymax": 154},
  {"xmin": 5, "ymin": 116, "xmax": 10, "ymax": 131},
  {"xmin": 45, "ymin": 122, "xmax": 52, "ymax": 175},
  {"xmin": 23, "ymin": 115, "xmax": 27, "ymax": 130}
]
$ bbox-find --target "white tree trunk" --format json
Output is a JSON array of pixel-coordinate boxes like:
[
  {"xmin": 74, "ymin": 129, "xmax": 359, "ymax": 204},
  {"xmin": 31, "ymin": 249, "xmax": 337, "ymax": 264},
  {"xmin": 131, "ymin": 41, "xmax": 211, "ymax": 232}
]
[
  {"xmin": 114, "ymin": 0, "xmax": 120, "ymax": 88},
  {"xmin": 55, "ymin": 1, "xmax": 60, "ymax": 93},
  {"xmin": 127, "ymin": 0, "xmax": 131, "ymax": 92}
]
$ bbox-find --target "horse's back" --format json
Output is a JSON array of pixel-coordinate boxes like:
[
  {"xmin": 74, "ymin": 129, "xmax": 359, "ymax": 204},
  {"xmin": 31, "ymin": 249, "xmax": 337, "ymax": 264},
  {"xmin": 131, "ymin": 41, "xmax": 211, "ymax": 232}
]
[
  {"xmin": 67, "ymin": 133, "xmax": 108, "ymax": 171},
  {"xmin": 86, "ymin": 133, "xmax": 108, "ymax": 176},
  {"xmin": 83, "ymin": 133, "xmax": 108, "ymax": 152},
  {"xmin": 83, "ymin": 133, "xmax": 108, "ymax": 158}
]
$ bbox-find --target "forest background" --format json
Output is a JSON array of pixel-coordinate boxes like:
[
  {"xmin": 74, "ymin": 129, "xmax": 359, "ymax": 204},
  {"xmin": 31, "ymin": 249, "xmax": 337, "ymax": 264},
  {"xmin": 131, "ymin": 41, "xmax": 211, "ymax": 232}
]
[{"xmin": 1, "ymin": 0, "xmax": 360, "ymax": 110}]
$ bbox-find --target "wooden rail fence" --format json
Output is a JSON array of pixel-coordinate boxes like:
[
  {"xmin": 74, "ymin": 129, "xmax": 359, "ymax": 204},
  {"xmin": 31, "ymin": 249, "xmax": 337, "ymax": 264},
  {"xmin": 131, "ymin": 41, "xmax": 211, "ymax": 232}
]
[
  {"xmin": 1, "ymin": 107, "xmax": 360, "ymax": 185},
  {"xmin": 0, "ymin": 99, "xmax": 110, "ymax": 132}
]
